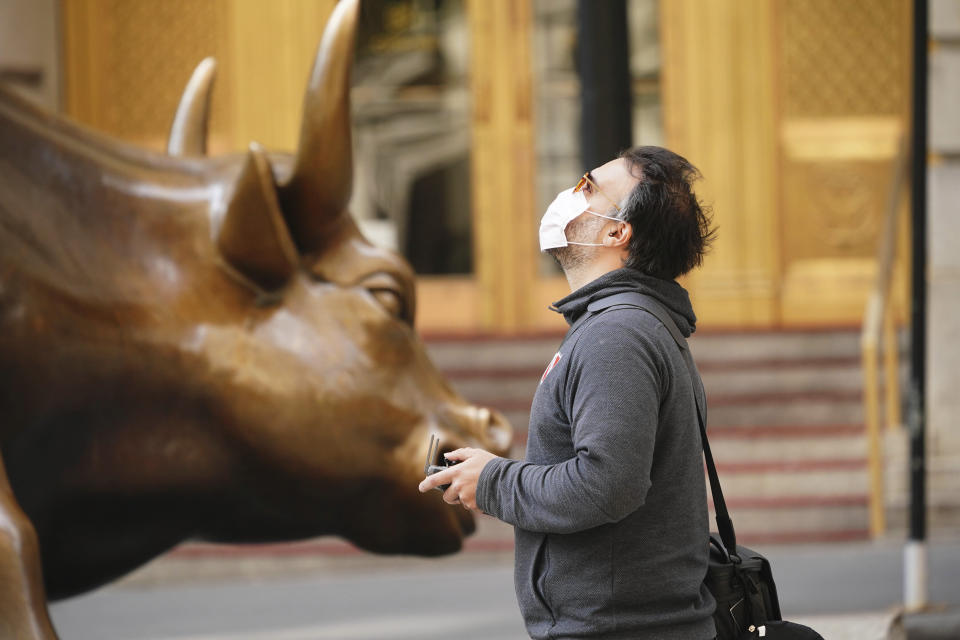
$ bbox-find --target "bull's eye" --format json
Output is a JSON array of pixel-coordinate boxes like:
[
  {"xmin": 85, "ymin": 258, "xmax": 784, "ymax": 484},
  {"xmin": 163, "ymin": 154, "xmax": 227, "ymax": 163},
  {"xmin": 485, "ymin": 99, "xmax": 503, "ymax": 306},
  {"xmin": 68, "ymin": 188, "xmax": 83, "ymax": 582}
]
[
  {"xmin": 360, "ymin": 273, "xmax": 408, "ymax": 320},
  {"xmin": 371, "ymin": 288, "xmax": 404, "ymax": 317}
]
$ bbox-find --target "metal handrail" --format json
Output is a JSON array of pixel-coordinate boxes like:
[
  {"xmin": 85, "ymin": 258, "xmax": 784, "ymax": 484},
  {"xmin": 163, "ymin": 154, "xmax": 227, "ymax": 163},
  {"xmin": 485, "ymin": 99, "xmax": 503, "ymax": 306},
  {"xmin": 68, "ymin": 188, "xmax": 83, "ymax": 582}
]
[{"xmin": 861, "ymin": 136, "xmax": 909, "ymax": 538}]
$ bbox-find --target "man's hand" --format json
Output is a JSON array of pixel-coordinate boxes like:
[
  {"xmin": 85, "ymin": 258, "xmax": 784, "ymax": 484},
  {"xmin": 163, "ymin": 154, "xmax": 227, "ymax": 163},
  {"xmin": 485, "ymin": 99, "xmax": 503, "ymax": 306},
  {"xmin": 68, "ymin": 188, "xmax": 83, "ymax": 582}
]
[{"xmin": 418, "ymin": 447, "xmax": 498, "ymax": 511}]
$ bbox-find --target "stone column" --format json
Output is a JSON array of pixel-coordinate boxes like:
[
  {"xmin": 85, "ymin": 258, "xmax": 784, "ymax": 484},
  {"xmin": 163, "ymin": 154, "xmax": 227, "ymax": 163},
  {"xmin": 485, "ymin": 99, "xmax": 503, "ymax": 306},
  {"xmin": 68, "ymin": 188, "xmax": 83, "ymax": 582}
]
[{"xmin": 927, "ymin": 0, "xmax": 960, "ymax": 527}]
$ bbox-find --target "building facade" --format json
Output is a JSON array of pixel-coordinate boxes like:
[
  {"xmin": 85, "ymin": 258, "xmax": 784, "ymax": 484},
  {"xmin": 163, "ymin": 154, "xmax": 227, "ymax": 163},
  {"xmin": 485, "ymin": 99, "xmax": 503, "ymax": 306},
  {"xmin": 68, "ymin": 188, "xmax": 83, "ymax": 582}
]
[{"xmin": 0, "ymin": 0, "xmax": 915, "ymax": 333}]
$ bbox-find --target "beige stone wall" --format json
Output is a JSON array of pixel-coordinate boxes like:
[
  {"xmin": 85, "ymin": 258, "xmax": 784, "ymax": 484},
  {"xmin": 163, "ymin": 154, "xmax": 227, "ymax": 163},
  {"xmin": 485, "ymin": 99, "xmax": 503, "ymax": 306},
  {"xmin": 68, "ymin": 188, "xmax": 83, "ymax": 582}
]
[
  {"xmin": 0, "ymin": 0, "xmax": 59, "ymax": 109},
  {"xmin": 926, "ymin": 0, "xmax": 960, "ymax": 528}
]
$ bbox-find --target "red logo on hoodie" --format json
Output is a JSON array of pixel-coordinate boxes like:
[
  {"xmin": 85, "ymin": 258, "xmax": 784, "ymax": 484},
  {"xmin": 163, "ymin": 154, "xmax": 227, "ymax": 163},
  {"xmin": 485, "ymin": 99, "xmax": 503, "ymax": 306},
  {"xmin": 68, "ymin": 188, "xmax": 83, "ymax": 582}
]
[{"xmin": 540, "ymin": 352, "xmax": 563, "ymax": 384}]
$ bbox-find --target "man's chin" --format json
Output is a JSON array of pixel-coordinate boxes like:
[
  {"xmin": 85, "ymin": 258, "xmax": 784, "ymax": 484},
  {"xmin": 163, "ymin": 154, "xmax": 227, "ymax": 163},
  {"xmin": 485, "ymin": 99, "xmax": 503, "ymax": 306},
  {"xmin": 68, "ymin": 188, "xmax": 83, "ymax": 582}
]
[
  {"xmin": 545, "ymin": 246, "xmax": 565, "ymax": 266},
  {"xmin": 546, "ymin": 245, "xmax": 590, "ymax": 273}
]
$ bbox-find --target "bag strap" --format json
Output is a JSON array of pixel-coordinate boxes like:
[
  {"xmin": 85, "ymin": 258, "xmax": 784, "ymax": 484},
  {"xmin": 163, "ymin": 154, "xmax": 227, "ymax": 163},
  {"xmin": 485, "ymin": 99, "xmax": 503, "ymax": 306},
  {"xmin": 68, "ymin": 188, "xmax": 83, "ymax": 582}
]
[{"xmin": 586, "ymin": 292, "xmax": 739, "ymax": 557}]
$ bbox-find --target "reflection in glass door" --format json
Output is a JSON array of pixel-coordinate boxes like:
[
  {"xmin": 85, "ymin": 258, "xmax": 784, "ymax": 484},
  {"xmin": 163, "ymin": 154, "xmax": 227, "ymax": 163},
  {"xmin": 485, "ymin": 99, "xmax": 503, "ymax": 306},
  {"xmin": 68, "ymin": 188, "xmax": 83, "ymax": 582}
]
[{"xmin": 351, "ymin": 0, "xmax": 473, "ymax": 277}]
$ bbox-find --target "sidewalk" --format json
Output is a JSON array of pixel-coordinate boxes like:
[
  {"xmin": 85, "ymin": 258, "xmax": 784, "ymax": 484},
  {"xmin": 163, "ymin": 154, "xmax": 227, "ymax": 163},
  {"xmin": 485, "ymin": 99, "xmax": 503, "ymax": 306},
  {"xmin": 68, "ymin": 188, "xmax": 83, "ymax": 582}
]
[
  {"xmin": 762, "ymin": 539, "xmax": 960, "ymax": 617},
  {"xmin": 49, "ymin": 538, "xmax": 960, "ymax": 640},
  {"xmin": 794, "ymin": 611, "xmax": 899, "ymax": 640}
]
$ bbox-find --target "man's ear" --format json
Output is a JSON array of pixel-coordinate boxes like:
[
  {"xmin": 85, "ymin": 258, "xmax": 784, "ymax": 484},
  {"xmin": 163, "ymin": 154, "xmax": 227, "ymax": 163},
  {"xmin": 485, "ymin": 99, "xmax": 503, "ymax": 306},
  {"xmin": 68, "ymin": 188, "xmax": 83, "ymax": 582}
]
[{"xmin": 605, "ymin": 221, "xmax": 632, "ymax": 248}]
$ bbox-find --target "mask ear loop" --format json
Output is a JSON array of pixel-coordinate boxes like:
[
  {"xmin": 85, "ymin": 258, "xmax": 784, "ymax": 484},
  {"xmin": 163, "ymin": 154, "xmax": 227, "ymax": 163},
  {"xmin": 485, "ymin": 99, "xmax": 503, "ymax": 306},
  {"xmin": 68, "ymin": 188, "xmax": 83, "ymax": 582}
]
[
  {"xmin": 585, "ymin": 210, "xmax": 622, "ymax": 222},
  {"xmin": 566, "ymin": 210, "xmax": 625, "ymax": 246}
]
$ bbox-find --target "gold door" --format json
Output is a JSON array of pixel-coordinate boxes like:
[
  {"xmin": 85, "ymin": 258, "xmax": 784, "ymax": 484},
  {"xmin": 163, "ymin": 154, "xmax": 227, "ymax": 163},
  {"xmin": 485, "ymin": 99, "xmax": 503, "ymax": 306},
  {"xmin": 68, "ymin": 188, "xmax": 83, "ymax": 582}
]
[
  {"xmin": 660, "ymin": 0, "xmax": 912, "ymax": 327},
  {"xmin": 773, "ymin": 0, "xmax": 912, "ymax": 325}
]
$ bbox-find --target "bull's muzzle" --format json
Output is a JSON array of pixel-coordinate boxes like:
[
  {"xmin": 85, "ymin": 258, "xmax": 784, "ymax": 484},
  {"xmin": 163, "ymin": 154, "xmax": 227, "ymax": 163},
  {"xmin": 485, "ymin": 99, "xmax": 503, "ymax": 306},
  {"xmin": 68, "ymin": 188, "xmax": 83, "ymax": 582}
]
[
  {"xmin": 472, "ymin": 406, "xmax": 512, "ymax": 456},
  {"xmin": 440, "ymin": 404, "xmax": 512, "ymax": 457}
]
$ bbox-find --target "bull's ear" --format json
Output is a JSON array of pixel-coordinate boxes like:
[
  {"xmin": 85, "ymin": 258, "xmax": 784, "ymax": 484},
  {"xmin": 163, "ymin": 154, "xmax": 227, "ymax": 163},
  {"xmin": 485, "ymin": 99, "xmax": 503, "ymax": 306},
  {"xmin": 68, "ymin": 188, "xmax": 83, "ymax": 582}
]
[
  {"xmin": 167, "ymin": 57, "xmax": 216, "ymax": 157},
  {"xmin": 216, "ymin": 143, "xmax": 298, "ymax": 292}
]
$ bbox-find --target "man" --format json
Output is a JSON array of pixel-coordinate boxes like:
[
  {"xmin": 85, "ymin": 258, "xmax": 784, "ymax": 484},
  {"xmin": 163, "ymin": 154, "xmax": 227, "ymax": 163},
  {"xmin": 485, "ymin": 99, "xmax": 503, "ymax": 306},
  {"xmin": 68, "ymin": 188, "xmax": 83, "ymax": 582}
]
[{"xmin": 419, "ymin": 146, "xmax": 717, "ymax": 639}]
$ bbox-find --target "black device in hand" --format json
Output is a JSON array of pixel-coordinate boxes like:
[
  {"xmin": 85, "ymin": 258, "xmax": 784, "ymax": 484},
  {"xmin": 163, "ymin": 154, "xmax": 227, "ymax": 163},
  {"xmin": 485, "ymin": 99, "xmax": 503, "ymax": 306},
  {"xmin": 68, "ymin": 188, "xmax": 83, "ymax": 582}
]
[{"xmin": 423, "ymin": 434, "xmax": 460, "ymax": 491}]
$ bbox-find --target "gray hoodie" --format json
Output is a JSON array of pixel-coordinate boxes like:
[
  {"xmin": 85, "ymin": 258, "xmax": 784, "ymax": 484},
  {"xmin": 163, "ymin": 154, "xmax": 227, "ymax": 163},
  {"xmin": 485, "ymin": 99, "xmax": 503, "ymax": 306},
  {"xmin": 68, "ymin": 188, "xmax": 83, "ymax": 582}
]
[{"xmin": 476, "ymin": 268, "xmax": 716, "ymax": 639}]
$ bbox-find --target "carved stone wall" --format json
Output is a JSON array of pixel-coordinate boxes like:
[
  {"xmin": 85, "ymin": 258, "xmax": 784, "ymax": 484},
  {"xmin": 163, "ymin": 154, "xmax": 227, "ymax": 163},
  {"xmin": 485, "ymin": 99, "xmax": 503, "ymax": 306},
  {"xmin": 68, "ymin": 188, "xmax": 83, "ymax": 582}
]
[{"xmin": 925, "ymin": 0, "xmax": 960, "ymax": 529}]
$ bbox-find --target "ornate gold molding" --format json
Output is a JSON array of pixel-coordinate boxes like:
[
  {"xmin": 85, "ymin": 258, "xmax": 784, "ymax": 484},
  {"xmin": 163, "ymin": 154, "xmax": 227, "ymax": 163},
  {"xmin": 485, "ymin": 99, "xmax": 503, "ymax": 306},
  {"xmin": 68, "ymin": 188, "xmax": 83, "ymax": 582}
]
[{"xmin": 780, "ymin": 0, "xmax": 909, "ymax": 118}]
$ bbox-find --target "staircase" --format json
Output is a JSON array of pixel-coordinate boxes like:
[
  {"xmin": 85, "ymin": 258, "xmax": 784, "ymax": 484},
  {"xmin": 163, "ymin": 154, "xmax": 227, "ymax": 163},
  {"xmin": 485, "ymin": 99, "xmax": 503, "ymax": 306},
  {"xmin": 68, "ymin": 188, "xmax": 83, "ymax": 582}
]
[{"xmin": 425, "ymin": 328, "xmax": 877, "ymax": 546}]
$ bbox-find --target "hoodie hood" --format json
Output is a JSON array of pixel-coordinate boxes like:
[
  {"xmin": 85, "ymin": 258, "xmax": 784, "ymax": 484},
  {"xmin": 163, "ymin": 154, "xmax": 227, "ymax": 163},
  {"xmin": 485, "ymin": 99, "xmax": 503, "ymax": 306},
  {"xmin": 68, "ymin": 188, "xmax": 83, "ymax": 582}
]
[{"xmin": 551, "ymin": 268, "xmax": 697, "ymax": 336}]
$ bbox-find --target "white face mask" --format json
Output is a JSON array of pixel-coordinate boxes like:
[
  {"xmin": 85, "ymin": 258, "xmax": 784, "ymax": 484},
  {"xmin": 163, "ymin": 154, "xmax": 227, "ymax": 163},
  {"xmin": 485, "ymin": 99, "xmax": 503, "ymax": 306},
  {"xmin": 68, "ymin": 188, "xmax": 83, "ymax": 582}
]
[{"xmin": 538, "ymin": 187, "xmax": 623, "ymax": 251}]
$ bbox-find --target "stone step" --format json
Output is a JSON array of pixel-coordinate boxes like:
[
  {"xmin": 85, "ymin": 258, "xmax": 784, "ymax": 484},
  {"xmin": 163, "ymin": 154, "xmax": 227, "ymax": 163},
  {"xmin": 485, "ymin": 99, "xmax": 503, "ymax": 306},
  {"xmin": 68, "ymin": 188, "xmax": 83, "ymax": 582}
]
[
  {"xmin": 709, "ymin": 430, "xmax": 867, "ymax": 463},
  {"xmin": 496, "ymin": 395, "xmax": 866, "ymax": 433},
  {"xmin": 425, "ymin": 329, "xmax": 905, "ymax": 371},
  {"xmin": 709, "ymin": 503, "xmax": 869, "ymax": 539},
  {"xmin": 701, "ymin": 364, "xmax": 870, "ymax": 396},
  {"xmin": 708, "ymin": 466, "xmax": 867, "ymax": 499},
  {"xmin": 429, "ymin": 343, "xmax": 869, "ymax": 379},
  {"xmin": 425, "ymin": 337, "xmax": 559, "ymax": 371},
  {"xmin": 687, "ymin": 330, "xmax": 865, "ymax": 362},
  {"xmin": 707, "ymin": 397, "xmax": 864, "ymax": 428},
  {"xmin": 446, "ymin": 362, "xmax": 883, "ymax": 407}
]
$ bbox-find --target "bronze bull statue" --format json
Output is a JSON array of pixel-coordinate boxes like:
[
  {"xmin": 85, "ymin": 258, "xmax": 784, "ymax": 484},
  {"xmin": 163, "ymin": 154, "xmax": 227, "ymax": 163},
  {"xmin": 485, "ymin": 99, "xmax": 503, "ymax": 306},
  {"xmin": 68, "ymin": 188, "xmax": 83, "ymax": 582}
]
[{"xmin": 0, "ymin": 0, "xmax": 510, "ymax": 635}]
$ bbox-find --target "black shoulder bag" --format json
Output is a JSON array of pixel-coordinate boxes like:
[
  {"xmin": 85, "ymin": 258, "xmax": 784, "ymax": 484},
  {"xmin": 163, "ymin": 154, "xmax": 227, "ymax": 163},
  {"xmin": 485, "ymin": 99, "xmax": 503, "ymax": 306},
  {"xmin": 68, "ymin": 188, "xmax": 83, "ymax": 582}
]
[{"xmin": 596, "ymin": 293, "xmax": 824, "ymax": 640}]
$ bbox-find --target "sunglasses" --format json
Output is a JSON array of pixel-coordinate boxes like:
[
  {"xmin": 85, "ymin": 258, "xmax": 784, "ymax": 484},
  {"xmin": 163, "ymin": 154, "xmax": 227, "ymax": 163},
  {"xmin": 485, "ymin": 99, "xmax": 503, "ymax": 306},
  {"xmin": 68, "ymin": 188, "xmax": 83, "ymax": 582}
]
[{"xmin": 573, "ymin": 171, "xmax": 622, "ymax": 213}]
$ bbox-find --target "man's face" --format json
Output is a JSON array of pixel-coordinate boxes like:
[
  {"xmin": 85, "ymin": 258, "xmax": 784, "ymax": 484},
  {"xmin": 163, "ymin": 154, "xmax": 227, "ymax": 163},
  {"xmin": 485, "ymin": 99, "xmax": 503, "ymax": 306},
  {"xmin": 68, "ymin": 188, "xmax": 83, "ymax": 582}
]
[
  {"xmin": 547, "ymin": 157, "xmax": 639, "ymax": 270},
  {"xmin": 579, "ymin": 157, "xmax": 639, "ymax": 217}
]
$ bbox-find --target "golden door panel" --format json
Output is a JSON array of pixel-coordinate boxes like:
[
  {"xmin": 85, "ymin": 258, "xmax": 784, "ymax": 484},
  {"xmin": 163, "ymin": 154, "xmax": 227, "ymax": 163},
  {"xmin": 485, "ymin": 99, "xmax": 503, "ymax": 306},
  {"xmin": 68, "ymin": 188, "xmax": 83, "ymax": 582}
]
[
  {"xmin": 775, "ymin": 0, "xmax": 911, "ymax": 326},
  {"xmin": 62, "ymin": 0, "xmax": 234, "ymax": 152},
  {"xmin": 660, "ymin": 0, "xmax": 911, "ymax": 328},
  {"xmin": 659, "ymin": 0, "xmax": 780, "ymax": 328},
  {"xmin": 782, "ymin": 157, "xmax": 897, "ymax": 263}
]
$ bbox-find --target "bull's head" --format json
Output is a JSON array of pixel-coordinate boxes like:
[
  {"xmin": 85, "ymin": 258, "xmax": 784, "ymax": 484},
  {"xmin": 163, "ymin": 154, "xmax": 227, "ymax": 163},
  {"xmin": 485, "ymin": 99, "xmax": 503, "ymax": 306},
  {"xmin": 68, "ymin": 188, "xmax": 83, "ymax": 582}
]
[
  {"xmin": 0, "ymin": 0, "xmax": 510, "ymax": 600},
  {"xmin": 166, "ymin": 0, "xmax": 512, "ymax": 552}
]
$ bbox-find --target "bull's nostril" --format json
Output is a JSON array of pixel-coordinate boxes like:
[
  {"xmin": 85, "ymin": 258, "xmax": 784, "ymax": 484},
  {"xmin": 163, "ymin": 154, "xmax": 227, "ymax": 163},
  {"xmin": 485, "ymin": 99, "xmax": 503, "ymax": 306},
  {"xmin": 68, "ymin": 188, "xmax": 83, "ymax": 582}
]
[
  {"xmin": 475, "ymin": 406, "xmax": 490, "ymax": 429},
  {"xmin": 482, "ymin": 407, "xmax": 512, "ymax": 456},
  {"xmin": 440, "ymin": 404, "xmax": 513, "ymax": 455}
]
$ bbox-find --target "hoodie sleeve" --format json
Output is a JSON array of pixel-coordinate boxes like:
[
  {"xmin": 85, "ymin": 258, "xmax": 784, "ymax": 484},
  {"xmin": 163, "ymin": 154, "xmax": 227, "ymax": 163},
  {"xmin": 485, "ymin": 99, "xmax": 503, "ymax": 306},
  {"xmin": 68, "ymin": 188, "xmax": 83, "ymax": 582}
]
[{"xmin": 476, "ymin": 310, "xmax": 668, "ymax": 534}]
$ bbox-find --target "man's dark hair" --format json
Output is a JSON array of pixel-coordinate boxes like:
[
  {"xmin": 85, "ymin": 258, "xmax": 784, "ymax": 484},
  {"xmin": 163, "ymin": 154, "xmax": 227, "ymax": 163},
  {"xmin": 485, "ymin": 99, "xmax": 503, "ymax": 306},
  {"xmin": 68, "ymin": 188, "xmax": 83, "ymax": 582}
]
[{"xmin": 616, "ymin": 146, "xmax": 716, "ymax": 280}]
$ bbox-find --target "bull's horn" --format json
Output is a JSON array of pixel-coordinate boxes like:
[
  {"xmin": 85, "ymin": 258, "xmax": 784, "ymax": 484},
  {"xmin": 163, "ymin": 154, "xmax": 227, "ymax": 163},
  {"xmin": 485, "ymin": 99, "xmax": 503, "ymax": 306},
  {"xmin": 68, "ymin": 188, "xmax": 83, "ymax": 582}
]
[
  {"xmin": 167, "ymin": 57, "xmax": 217, "ymax": 157},
  {"xmin": 278, "ymin": 0, "xmax": 359, "ymax": 253},
  {"xmin": 217, "ymin": 142, "xmax": 299, "ymax": 293}
]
